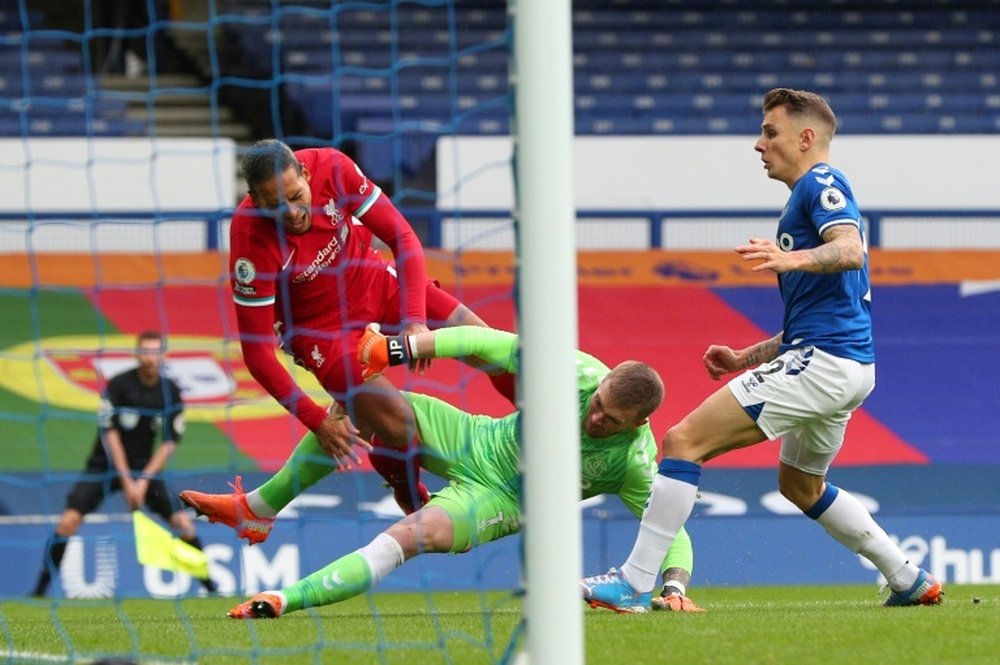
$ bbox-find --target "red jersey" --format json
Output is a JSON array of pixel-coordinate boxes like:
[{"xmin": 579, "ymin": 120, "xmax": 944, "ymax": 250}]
[{"xmin": 229, "ymin": 148, "xmax": 427, "ymax": 430}]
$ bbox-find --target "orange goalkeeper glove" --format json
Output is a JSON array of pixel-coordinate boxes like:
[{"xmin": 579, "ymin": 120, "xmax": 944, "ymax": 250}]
[{"xmin": 357, "ymin": 323, "xmax": 411, "ymax": 380}]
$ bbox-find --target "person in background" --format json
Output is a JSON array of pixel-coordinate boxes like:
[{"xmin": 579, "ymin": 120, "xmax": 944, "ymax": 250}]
[{"xmin": 32, "ymin": 331, "xmax": 216, "ymax": 596}]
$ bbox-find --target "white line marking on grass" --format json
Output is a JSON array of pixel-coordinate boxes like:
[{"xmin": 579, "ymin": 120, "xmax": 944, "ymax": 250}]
[
  {"xmin": 0, "ymin": 513, "xmax": 133, "ymax": 526},
  {"xmin": 3, "ymin": 649, "xmax": 194, "ymax": 664}
]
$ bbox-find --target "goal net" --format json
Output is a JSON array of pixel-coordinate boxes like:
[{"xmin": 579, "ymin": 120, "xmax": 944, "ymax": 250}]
[{"xmin": 0, "ymin": 1, "xmax": 531, "ymax": 662}]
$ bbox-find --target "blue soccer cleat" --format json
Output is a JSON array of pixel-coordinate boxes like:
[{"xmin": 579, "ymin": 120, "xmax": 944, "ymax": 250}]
[
  {"xmin": 580, "ymin": 568, "xmax": 651, "ymax": 614},
  {"xmin": 882, "ymin": 569, "xmax": 943, "ymax": 607}
]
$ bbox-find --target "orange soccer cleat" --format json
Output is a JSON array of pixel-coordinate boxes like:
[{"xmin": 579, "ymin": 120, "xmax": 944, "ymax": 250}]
[
  {"xmin": 180, "ymin": 476, "xmax": 274, "ymax": 545},
  {"xmin": 227, "ymin": 592, "xmax": 284, "ymax": 619}
]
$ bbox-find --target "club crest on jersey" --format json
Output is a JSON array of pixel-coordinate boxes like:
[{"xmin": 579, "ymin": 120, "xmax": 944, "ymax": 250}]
[
  {"xmin": 234, "ymin": 258, "xmax": 256, "ymax": 285},
  {"xmin": 582, "ymin": 456, "xmax": 609, "ymax": 480},
  {"xmin": 820, "ymin": 187, "xmax": 847, "ymax": 212},
  {"xmin": 311, "ymin": 344, "xmax": 326, "ymax": 368},
  {"xmin": 354, "ymin": 163, "xmax": 370, "ymax": 195},
  {"xmin": 323, "ymin": 197, "xmax": 344, "ymax": 224}
]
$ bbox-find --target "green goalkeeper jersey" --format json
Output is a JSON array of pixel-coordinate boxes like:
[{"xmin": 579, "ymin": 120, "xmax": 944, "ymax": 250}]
[{"xmin": 413, "ymin": 326, "xmax": 658, "ymax": 519}]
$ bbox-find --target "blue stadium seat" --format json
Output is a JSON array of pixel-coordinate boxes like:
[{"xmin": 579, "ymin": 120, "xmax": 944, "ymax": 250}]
[
  {"xmin": 0, "ymin": 115, "xmax": 146, "ymax": 137},
  {"xmin": 209, "ymin": 0, "xmax": 1000, "ymax": 142}
]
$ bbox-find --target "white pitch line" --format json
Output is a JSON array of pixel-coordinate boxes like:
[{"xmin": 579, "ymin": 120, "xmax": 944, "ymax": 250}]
[
  {"xmin": 2, "ymin": 649, "xmax": 194, "ymax": 665},
  {"xmin": 0, "ymin": 513, "xmax": 133, "ymax": 526}
]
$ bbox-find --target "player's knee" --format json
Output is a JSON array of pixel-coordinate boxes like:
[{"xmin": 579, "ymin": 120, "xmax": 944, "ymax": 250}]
[
  {"xmin": 661, "ymin": 425, "xmax": 695, "ymax": 458},
  {"xmin": 778, "ymin": 478, "xmax": 823, "ymax": 512},
  {"xmin": 372, "ymin": 412, "xmax": 412, "ymax": 446},
  {"xmin": 425, "ymin": 525, "xmax": 455, "ymax": 553},
  {"xmin": 355, "ymin": 393, "xmax": 414, "ymax": 446},
  {"xmin": 422, "ymin": 510, "xmax": 456, "ymax": 553},
  {"xmin": 389, "ymin": 508, "xmax": 453, "ymax": 556}
]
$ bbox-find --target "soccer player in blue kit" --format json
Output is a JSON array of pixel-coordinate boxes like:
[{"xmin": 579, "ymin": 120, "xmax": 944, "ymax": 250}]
[{"xmin": 582, "ymin": 88, "xmax": 943, "ymax": 610}]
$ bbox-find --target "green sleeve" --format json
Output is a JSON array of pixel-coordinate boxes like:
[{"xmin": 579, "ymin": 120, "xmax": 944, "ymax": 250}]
[{"xmin": 431, "ymin": 326, "xmax": 519, "ymax": 373}]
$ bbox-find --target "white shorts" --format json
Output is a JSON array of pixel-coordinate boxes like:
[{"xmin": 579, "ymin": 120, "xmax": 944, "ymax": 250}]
[{"xmin": 727, "ymin": 346, "xmax": 876, "ymax": 476}]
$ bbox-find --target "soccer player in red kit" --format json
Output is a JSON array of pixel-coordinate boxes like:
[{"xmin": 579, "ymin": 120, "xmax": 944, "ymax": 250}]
[{"xmin": 181, "ymin": 139, "xmax": 513, "ymax": 543}]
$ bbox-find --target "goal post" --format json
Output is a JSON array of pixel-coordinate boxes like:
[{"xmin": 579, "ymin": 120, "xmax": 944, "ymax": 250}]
[{"xmin": 511, "ymin": 0, "xmax": 583, "ymax": 663}]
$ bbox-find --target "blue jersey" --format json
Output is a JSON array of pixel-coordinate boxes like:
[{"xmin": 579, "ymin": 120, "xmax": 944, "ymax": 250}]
[{"xmin": 775, "ymin": 163, "xmax": 874, "ymax": 363}]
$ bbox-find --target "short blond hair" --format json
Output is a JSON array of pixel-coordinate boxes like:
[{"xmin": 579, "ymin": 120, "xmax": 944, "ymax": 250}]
[{"xmin": 605, "ymin": 361, "xmax": 664, "ymax": 420}]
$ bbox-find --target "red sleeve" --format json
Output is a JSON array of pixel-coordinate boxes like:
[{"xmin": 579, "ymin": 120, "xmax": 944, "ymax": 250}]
[
  {"xmin": 235, "ymin": 303, "xmax": 328, "ymax": 431},
  {"xmin": 360, "ymin": 195, "xmax": 428, "ymax": 324},
  {"xmin": 331, "ymin": 150, "xmax": 428, "ymax": 325}
]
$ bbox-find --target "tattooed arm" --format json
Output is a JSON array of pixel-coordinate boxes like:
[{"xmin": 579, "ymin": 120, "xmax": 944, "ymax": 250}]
[
  {"xmin": 702, "ymin": 332, "xmax": 783, "ymax": 381},
  {"xmin": 736, "ymin": 224, "xmax": 864, "ymax": 274}
]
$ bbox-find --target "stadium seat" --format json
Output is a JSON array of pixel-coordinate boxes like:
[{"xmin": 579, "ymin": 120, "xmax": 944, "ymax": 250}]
[{"xmin": 204, "ymin": 0, "xmax": 1000, "ymax": 141}]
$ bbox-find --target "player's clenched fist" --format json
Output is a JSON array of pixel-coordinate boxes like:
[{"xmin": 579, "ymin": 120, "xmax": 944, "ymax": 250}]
[{"xmin": 357, "ymin": 323, "xmax": 410, "ymax": 380}]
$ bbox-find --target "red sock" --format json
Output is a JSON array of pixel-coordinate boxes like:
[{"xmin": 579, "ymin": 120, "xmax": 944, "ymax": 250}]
[
  {"xmin": 369, "ymin": 435, "xmax": 428, "ymax": 514},
  {"xmin": 489, "ymin": 372, "xmax": 517, "ymax": 406}
]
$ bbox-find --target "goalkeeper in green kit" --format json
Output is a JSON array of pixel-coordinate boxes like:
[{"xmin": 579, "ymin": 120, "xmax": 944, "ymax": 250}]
[{"xmin": 227, "ymin": 325, "xmax": 703, "ymax": 618}]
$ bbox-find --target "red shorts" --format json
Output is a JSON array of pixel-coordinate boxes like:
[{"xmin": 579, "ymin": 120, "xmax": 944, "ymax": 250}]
[{"xmin": 285, "ymin": 265, "xmax": 462, "ymax": 398}]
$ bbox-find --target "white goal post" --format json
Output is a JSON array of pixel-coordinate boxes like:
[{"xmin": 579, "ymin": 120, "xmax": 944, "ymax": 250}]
[{"xmin": 512, "ymin": 0, "xmax": 583, "ymax": 663}]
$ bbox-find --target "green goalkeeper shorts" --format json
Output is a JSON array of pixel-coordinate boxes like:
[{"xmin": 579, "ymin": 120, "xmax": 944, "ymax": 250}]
[{"xmin": 404, "ymin": 391, "xmax": 522, "ymax": 552}]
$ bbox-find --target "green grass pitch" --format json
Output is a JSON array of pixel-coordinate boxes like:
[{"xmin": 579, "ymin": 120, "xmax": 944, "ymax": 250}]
[{"xmin": 2, "ymin": 584, "xmax": 995, "ymax": 664}]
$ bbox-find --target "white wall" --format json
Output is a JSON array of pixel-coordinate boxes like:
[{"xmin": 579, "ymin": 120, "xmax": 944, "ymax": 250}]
[
  {"xmin": 436, "ymin": 135, "xmax": 1000, "ymax": 249},
  {"xmin": 437, "ymin": 135, "xmax": 1000, "ymax": 210},
  {"xmin": 0, "ymin": 137, "xmax": 237, "ymax": 212},
  {"xmin": 0, "ymin": 138, "xmax": 236, "ymax": 252},
  {"xmin": 4, "ymin": 136, "xmax": 999, "ymax": 252}
]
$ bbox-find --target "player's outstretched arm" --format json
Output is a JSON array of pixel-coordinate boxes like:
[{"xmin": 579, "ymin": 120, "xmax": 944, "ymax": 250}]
[
  {"xmin": 358, "ymin": 324, "xmax": 518, "ymax": 380},
  {"xmin": 703, "ymin": 331, "xmax": 783, "ymax": 380}
]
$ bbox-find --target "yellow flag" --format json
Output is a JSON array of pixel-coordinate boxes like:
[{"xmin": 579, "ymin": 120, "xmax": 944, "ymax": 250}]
[{"xmin": 133, "ymin": 511, "xmax": 209, "ymax": 579}]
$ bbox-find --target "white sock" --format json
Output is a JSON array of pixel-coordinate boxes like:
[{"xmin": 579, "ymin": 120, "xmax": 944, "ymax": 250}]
[
  {"xmin": 246, "ymin": 490, "xmax": 278, "ymax": 518},
  {"xmin": 358, "ymin": 533, "xmax": 406, "ymax": 585},
  {"xmin": 620, "ymin": 473, "xmax": 699, "ymax": 593},
  {"xmin": 661, "ymin": 580, "xmax": 686, "ymax": 596},
  {"xmin": 813, "ymin": 487, "xmax": 919, "ymax": 591}
]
